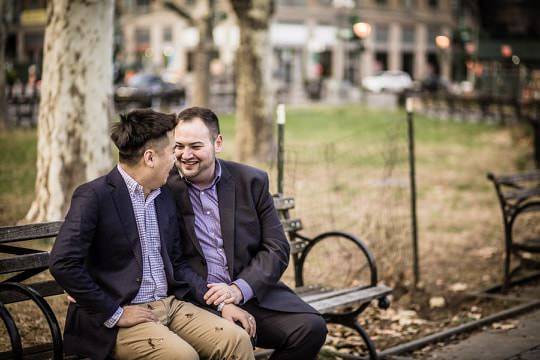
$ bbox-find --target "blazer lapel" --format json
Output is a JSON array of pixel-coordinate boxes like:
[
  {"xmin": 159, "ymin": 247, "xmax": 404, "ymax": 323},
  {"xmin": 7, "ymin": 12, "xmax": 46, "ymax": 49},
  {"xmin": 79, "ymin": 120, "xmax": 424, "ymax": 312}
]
[
  {"xmin": 216, "ymin": 160, "xmax": 235, "ymax": 279},
  {"xmin": 107, "ymin": 167, "xmax": 143, "ymax": 272},
  {"xmin": 167, "ymin": 168, "xmax": 205, "ymax": 258}
]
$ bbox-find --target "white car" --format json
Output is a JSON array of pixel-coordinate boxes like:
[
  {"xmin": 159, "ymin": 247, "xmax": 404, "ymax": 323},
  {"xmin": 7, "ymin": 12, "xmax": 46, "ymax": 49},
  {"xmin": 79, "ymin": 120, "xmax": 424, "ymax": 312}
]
[{"xmin": 362, "ymin": 70, "xmax": 413, "ymax": 93}]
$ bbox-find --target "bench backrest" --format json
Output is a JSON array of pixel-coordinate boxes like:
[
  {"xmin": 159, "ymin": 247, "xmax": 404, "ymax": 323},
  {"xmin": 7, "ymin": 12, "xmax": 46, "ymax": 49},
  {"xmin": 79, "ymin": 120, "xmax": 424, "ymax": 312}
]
[
  {"xmin": 0, "ymin": 195, "xmax": 304, "ymax": 302},
  {"xmin": 272, "ymin": 195, "xmax": 308, "ymax": 255},
  {"xmin": 0, "ymin": 222, "xmax": 64, "ymax": 304}
]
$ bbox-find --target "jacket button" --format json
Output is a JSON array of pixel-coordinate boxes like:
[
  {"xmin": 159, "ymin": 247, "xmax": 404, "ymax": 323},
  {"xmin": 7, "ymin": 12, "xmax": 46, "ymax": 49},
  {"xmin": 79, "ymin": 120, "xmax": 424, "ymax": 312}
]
[{"xmin": 136, "ymin": 278, "xmax": 141, "ymax": 283}]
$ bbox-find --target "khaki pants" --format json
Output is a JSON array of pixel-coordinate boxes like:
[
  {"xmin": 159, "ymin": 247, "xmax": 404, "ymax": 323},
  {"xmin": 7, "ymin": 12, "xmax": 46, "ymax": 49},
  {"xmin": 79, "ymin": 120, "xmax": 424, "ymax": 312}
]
[{"xmin": 114, "ymin": 296, "xmax": 254, "ymax": 360}]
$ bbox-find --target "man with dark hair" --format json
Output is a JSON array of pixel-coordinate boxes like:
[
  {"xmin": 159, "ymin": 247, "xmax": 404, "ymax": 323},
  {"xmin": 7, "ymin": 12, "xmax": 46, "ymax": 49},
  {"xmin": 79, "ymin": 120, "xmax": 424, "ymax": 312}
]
[
  {"xmin": 50, "ymin": 109, "xmax": 255, "ymax": 360},
  {"xmin": 166, "ymin": 107, "xmax": 328, "ymax": 360}
]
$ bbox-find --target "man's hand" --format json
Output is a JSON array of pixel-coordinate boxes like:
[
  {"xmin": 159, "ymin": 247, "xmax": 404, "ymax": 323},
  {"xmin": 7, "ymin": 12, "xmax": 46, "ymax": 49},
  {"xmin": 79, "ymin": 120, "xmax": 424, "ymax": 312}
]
[
  {"xmin": 221, "ymin": 304, "xmax": 256, "ymax": 337},
  {"xmin": 116, "ymin": 305, "xmax": 158, "ymax": 328},
  {"xmin": 205, "ymin": 283, "xmax": 243, "ymax": 305}
]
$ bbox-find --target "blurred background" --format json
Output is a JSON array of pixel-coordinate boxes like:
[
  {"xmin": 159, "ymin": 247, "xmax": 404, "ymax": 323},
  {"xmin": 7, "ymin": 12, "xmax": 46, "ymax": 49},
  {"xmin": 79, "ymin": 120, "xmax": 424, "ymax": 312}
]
[{"xmin": 3, "ymin": 0, "xmax": 540, "ymax": 119}]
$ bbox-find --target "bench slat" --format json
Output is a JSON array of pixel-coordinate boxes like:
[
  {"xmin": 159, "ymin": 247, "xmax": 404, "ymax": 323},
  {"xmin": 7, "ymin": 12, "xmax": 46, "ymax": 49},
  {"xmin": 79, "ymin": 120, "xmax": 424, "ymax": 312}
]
[
  {"xmin": 309, "ymin": 284, "xmax": 392, "ymax": 314},
  {"xmin": 281, "ymin": 218, "xmax": 302, "ymax": 232},
  {"xmin": 0, "ymin": 222, "xmax": 63, "ymax": 243},
  {"xmin": 504, "ymin": 187, "xmax": 540, "ymax": 201},
  {"xmin": 490, "ymin": 170, "xmax": 540, "ymax": 184},
  {"xmin": 0, "ymin": 252, "xmax": 50, "ymax": 274},
  {"xmin": 301, "ymin": 285, "xmax": 371, "ymax": 303},
  {"xmin": 0, "ymin": 280, "xmax": 65, "ymax": 304},
  {"xmin": 273, "ymin": 197, "xmax": 296, "ymax": 210},
  {"xmin": 289, "ymin": 240, "xmax": 308, "ymax": 255}
]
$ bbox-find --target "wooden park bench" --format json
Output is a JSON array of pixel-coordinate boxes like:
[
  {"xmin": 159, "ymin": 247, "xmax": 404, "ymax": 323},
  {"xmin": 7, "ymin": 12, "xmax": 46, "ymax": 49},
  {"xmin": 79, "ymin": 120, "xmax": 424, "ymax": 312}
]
[
  {"xmin": 487, "ymin": 170, "xmax": 540, "ymax": 290},
  {"xmin": 273, "ymin": 194, "xmax": 392, "ymax": 359},
  {"xmin": 0, "ymin": 196, "xmax": 391, "ymax": 359}
]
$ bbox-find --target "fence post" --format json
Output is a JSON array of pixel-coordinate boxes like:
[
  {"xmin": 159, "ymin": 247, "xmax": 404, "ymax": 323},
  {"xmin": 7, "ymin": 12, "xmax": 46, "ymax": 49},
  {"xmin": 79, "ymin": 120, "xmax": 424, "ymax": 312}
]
[
  {"xmin": 277, "ymin": 104, "xmax": 286, "ymax": 195},
  {"xmin": 406, "ymin": 97, "xmax": 420, "ymax": 287}
]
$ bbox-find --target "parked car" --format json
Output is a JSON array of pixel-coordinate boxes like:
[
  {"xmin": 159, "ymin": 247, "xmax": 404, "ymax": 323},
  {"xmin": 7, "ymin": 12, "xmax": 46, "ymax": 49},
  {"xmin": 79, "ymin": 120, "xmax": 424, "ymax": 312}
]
[
  {"xmin": 115, "ymin": 73, "xmax": 185, "ymax": 111},
  {"xmin": 362, "ymin": 70, "xmax": 413, "ymax": 93}
]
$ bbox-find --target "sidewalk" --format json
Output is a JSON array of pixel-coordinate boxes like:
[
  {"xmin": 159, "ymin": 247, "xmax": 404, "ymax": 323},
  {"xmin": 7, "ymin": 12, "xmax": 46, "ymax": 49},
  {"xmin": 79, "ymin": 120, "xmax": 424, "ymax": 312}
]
[
  {"xmin": 419, "ymin": 280, "xmax": 540, "ymax": 360},
  {"xmin": 423, "ymin": 308, "xmax": 540, "ymax": 360}
]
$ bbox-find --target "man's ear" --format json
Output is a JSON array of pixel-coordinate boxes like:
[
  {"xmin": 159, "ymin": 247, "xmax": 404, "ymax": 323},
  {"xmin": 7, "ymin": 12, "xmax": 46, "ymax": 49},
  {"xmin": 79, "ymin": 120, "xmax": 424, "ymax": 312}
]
[
  {"xmin": 143, "ymin": 149, "xmax": 154, "ymax": 168},
  {"xmin": 214, "ymin": 134, "xmax": 223, "ymax": 154}
]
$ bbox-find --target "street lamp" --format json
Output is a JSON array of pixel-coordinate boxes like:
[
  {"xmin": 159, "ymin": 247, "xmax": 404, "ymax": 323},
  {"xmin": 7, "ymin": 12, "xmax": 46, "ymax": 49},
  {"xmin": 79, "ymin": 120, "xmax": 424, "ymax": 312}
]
[
  {"xmin": 435, "ymin": 34, "xmax": 451, "ymax": 81},
  {"xmin": 351, "ymin": 22, "xmax": 371, "ymax": 91},
  {"xmin": 353, "ymin": 22, "xmax": 372, "ymax": 40},
  {"xmin": 435, "ymin": 35, "xmax": 450, "ymax": 50}
]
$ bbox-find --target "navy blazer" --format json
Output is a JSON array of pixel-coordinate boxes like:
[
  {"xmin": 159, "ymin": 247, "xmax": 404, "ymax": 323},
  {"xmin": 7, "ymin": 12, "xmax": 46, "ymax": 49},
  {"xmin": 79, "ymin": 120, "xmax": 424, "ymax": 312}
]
[
  {"xmin": 166, "ymin": 159, "xmax": 317, "ymax": 315},
  {"xmin": 49, "ymin": 167, "xmax": 208, "ymax": 359}
]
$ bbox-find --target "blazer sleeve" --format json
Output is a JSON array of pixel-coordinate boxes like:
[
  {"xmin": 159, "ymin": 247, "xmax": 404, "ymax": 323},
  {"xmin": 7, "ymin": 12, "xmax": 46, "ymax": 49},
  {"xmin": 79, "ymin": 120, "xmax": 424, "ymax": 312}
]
[
  {"xmin": 49, "ymin": 185, "xmax": 119, "ymax": 323},
  {"xmin": 236, "ymin": 172, "xmax": 290, "ymax": 300}
]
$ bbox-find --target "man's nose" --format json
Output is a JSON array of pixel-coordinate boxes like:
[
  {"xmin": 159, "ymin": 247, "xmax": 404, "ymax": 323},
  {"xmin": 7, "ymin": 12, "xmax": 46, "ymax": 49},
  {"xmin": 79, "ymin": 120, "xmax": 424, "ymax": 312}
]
[{"xmin": 182, "ymin": 148, "xmax": 193, "ymax": 159}]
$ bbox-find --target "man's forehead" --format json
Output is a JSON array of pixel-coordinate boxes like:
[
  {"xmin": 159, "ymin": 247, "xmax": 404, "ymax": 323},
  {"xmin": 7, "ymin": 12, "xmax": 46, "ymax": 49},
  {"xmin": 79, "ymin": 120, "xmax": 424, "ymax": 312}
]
[{"xmin": 175, "ymin": 120, "xmax": 212, "ymax": 142}]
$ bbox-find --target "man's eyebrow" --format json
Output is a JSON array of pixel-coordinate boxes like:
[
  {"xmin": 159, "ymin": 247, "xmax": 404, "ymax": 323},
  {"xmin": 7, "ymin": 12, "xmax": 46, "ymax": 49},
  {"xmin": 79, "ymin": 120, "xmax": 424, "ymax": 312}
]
[{"xmin": 175, "ymin": 141, "xmax": 205, "ymax": 146}]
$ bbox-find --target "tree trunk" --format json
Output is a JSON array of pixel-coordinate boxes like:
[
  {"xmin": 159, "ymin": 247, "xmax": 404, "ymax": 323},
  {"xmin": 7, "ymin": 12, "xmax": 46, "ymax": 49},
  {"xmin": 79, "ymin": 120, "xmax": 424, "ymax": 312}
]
[
  {"xmin": 231, "ymin": 0, "xmax": 274, "ymax": 164},
  {"xmin": 0, "ymin": 0, "xmax": 8, "ymax": 131},
  {"xmin": 164, "ymin": 0, "xmax": 215, "ymax": 107},
  {"xmin": 25, "ymin": 0, "xmax": 114, "ymax": 223},
  {"xmin": 192, "ymin": 0, "xmax": 215, "ymax": 107}
]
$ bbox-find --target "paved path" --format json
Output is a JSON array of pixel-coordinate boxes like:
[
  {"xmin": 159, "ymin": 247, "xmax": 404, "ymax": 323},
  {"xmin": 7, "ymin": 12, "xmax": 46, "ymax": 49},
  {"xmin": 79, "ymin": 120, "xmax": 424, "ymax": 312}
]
[
  {"xmin": 423, "ymin": 308, "xmax": 540, "ymax": 360},
  {"xmin": 422, "ymin": 281, "xmax": 540, "ymax": 360}
]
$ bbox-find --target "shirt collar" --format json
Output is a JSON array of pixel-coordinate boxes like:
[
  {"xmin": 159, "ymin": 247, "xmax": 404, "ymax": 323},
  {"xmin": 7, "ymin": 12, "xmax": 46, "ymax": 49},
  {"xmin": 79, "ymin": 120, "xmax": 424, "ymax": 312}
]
[
  {"xmin": 117, "ymin": 164, "xmax": 161, "ymax": 200},
  {"xmin": 181, "ymin": 160, "xmax": 222, "ymax": 191}
]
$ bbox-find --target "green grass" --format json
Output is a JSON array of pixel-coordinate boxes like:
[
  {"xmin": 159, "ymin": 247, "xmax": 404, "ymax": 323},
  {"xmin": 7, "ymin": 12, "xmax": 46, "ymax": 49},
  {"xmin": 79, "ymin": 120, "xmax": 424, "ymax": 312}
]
[
  {"xmin": 0, "ymin": 129, "xmax": 37, "ymax": 225},
  {"xmin": 0, "ymin": 104, "xmax": 523, "ymax": 226}
]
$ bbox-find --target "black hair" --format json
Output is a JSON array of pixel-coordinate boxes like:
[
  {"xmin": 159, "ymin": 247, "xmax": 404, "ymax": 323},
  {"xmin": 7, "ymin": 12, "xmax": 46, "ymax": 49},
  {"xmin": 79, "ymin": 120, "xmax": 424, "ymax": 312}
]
[
  {"xmin": 110, "ymin": 108, "xmax": 177, "ymax": 165},
  {"xmin": 177, "ymin": 107, "xmax": 220, "ymax": 140}
]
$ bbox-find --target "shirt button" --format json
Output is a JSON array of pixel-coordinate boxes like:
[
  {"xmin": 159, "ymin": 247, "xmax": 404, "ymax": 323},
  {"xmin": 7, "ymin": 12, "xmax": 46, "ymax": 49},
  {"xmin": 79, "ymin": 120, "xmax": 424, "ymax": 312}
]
[{"xmin": 206, "ymin": 211, "xmax": 210, "ymax": 215}]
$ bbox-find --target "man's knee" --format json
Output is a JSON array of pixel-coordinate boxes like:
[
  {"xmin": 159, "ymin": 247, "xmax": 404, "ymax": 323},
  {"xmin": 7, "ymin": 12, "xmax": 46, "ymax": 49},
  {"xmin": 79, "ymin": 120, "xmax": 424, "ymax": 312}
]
[
  {"xmin": 303, "ymin": 314, "xmax": 327, "ymax": 345},
  {"xmin": 160, "ymin": 340, "xmax": 200, "ymax": 360},
  {"xmin": 223, "ymin": 322, "xmax": 252, "ymax": 347},
  {"xmin": 211, "ymin": 321, "xmax": 253, "ymax": 359},
  {"xmin": 115, "ymin": 337, "xmax": 200, "ymax": 360},
  {"xmin": 297, "ymin": 314, "xmax": 328, "ymax": 347}
]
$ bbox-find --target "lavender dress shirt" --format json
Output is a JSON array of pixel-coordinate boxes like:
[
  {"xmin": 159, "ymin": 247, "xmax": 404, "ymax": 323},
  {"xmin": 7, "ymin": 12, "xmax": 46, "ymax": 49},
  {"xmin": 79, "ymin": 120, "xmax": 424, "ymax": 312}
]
[{"xmin": 184, "ymin": 161, "xmax": 254, "ymax": 303}]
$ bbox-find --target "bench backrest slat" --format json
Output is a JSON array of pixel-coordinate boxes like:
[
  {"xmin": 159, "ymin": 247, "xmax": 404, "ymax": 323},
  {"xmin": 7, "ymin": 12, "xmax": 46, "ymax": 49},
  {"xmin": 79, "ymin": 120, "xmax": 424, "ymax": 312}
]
[
  {"xmin": 0, "ymin": 222, "xmax": 62, "ymax": 243},
  {"xmin": 0, "ymin": 252, "xmax": 50, "ymax": 274},
  {"xmin": 273, "ymin": 197, "xmax": 296, "ymax": 211}
]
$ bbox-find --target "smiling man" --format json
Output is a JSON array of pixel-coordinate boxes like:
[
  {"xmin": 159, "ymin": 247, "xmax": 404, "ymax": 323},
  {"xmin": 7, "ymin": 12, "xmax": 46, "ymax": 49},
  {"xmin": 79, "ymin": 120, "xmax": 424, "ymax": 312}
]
[{"xmin": 166, "ymin": 107, "xmax": 327, "ymax": 359}]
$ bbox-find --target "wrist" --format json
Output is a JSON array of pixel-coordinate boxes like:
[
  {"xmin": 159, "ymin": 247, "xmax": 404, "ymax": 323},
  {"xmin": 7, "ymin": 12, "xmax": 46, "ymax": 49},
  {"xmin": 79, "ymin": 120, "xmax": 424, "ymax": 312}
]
[
  {"xmin": 217, "ymin": 302, "xmax": 225, "ymax": 313},
  {"xmin": 230, "ymin": 283, "xmax": 243, "ymax": 303}
]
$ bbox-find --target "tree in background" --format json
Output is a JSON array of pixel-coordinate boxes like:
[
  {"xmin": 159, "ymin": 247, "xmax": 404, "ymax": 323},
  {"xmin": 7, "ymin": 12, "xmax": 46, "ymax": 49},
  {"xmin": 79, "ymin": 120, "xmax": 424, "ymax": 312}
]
[
  {"xmin": 230, "ymin": 0, "xmax": 274, "ymax": 163},
  {"xmin": 0, "ymin": 0, "xmax": 8, "ymax": 131},
  {"xmin": 164, "ymin": 0, "xmax": 216, "ymax": 107},
  {"xmin": 25, "ymin": 0, "xmax": 114, "ymax": 222}
]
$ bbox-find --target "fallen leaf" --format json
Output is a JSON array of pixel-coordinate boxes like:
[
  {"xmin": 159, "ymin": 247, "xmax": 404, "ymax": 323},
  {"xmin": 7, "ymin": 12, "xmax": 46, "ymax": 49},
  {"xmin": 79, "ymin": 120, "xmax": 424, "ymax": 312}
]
[
  {"xmin": 449, "ymin": 282, "xmax": 468, "ymax": 292},
  {"xmin": 492, "ymin": 320, "xmax": 518, "ymax": 330},
  {"xmin": 430, "ymin": 296, "xmax": 446, "ymax": 309}
]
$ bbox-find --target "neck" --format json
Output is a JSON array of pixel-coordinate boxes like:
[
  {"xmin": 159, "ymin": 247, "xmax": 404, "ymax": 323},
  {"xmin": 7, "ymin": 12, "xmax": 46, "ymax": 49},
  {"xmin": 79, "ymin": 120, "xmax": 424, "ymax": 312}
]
[{"xmin": 119, "ymin": 163, "xmax": 153, "ymax": 197}]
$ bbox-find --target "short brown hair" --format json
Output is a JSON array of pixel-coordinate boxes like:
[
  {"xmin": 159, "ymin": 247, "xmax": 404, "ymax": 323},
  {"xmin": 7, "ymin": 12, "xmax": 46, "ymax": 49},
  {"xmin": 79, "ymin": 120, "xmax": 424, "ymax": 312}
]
[
  {"xmin": 177, "ymin": 107, "xmax": 220, "ymax": 140},
  {"xmin": 111, "ymin": 109, "xmax": 177, "ymax": 165}
]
